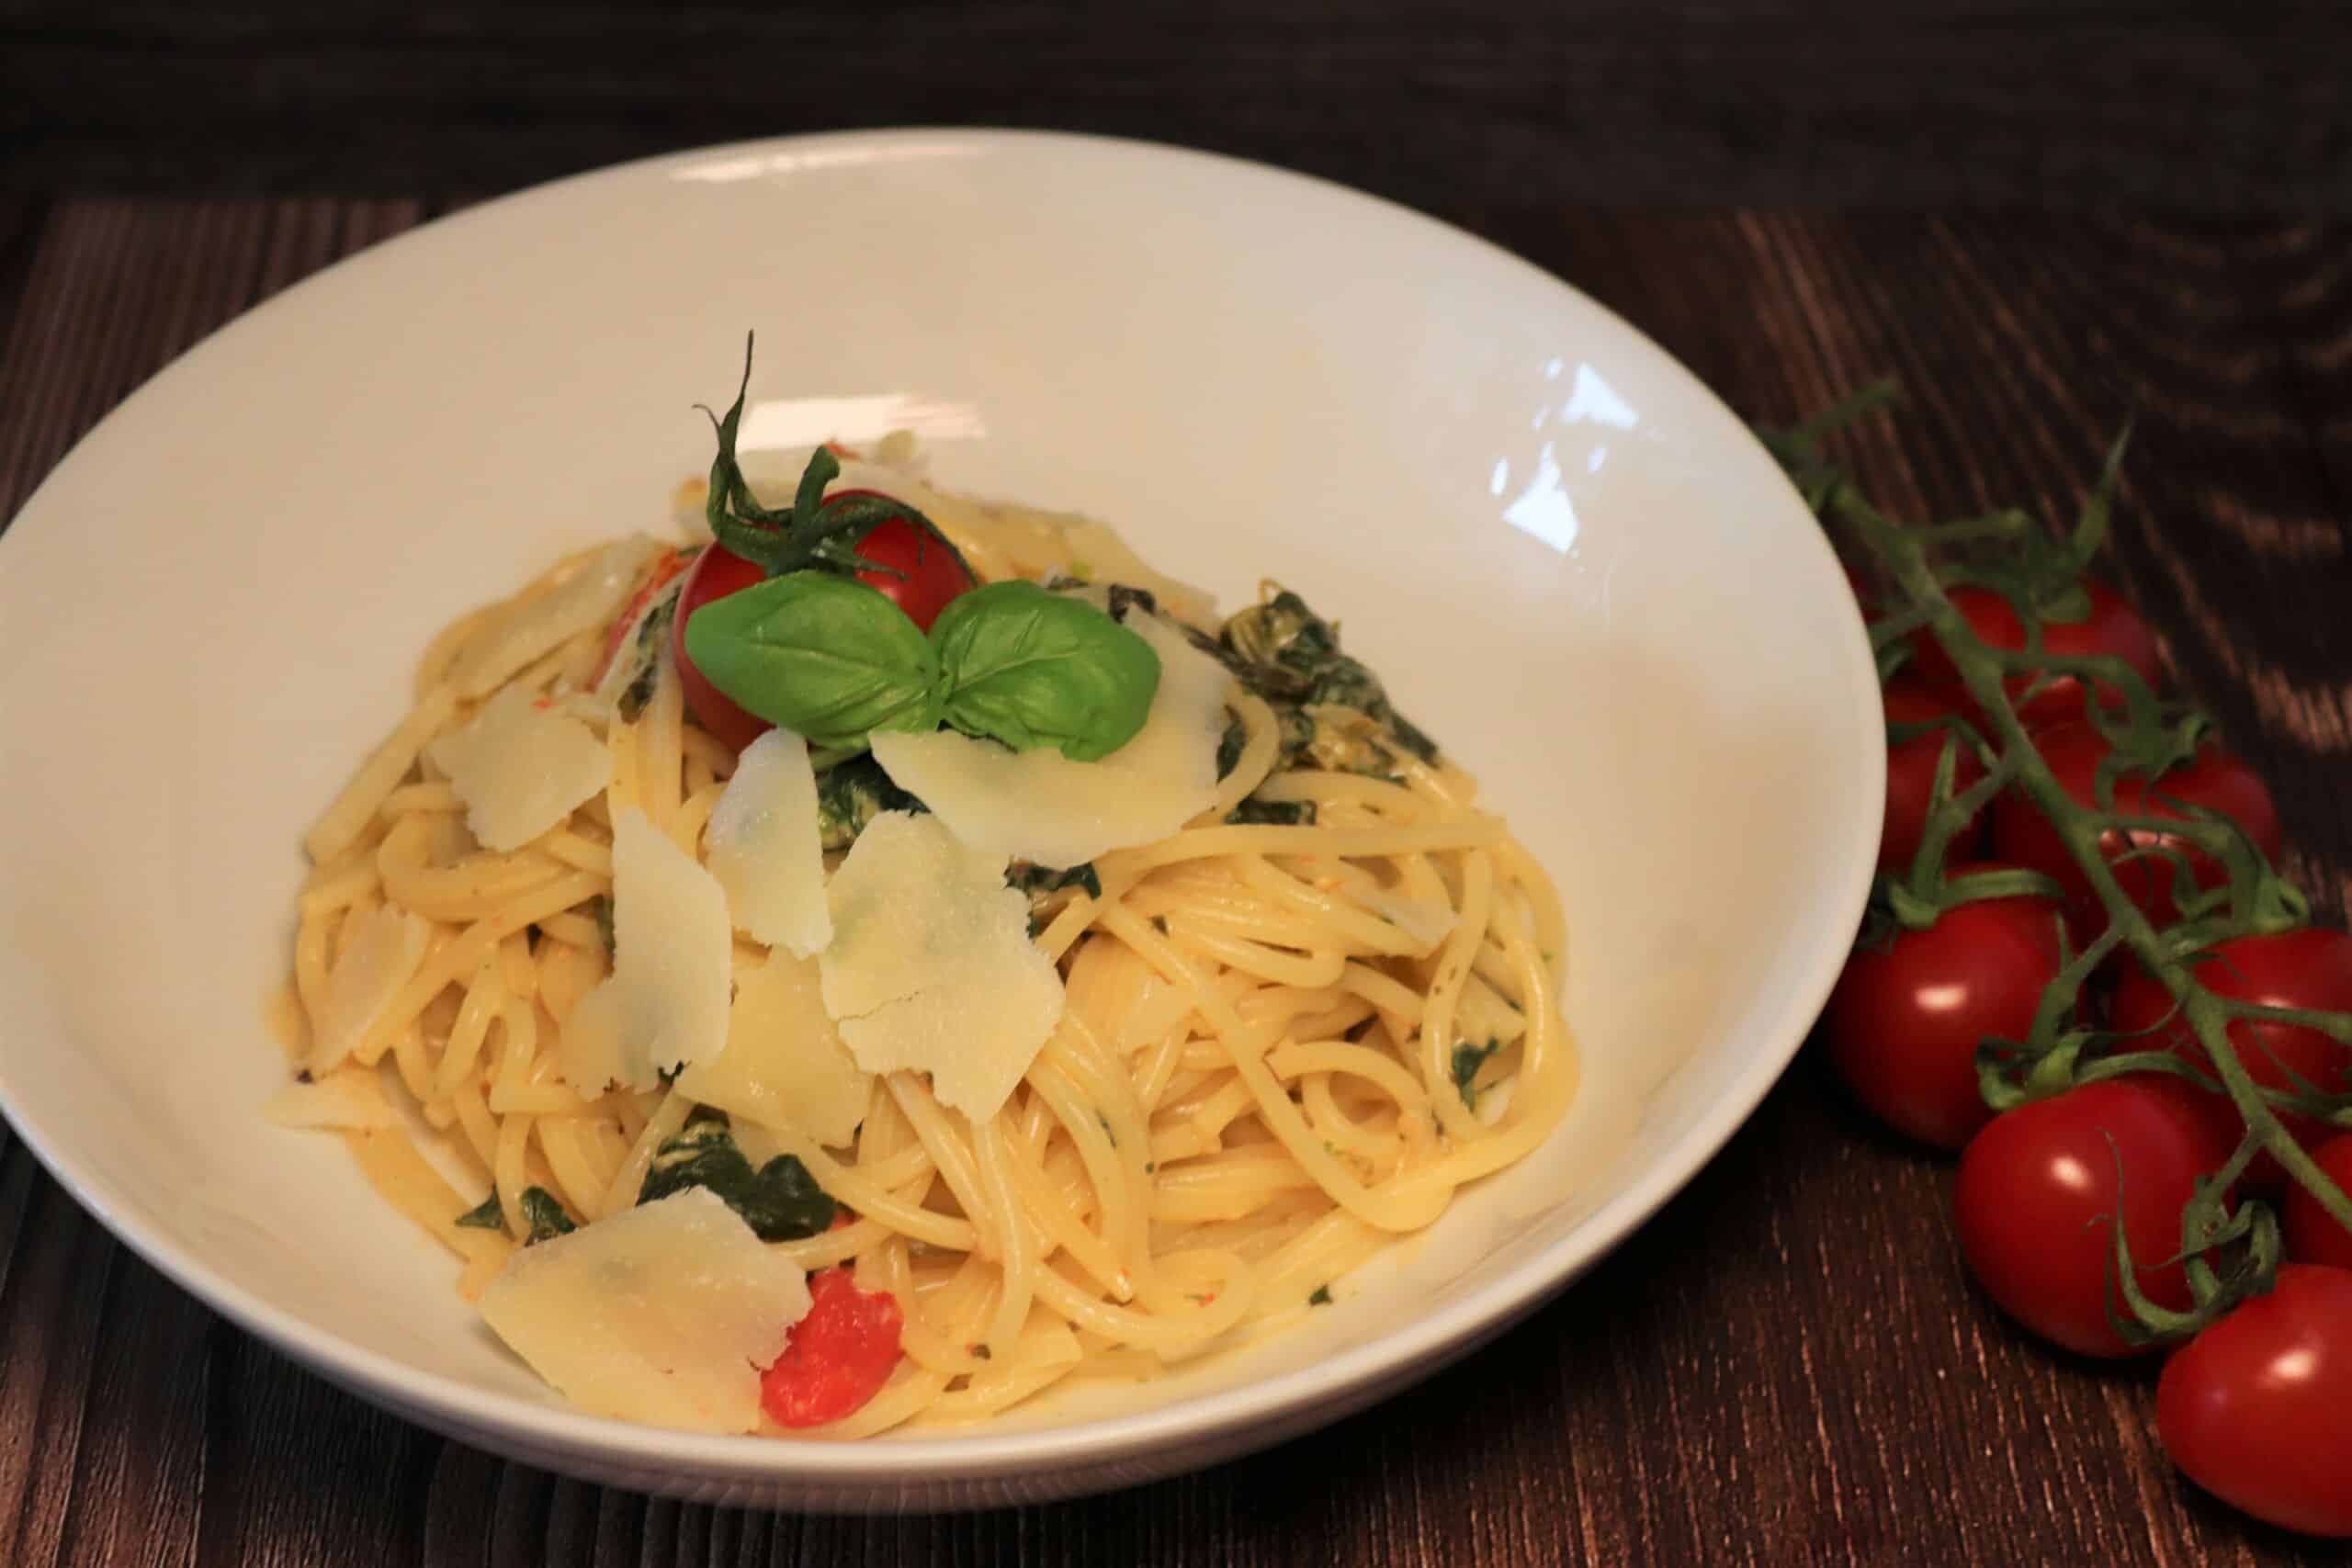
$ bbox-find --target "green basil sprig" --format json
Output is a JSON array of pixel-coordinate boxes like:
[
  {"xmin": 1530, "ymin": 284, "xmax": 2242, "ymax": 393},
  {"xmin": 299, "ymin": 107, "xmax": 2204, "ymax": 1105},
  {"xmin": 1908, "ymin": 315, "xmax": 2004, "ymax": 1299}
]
[
  {"xmin": 932, "ymin": 581, "xmax": 1161, "ymax": 761},
  {"xmin": 684, "ymin": 573, "xmax": 1162, "ymax": 757},
  {"xmin": 684, "ymin": 571, "xmax": 944, "ymax": 746}
]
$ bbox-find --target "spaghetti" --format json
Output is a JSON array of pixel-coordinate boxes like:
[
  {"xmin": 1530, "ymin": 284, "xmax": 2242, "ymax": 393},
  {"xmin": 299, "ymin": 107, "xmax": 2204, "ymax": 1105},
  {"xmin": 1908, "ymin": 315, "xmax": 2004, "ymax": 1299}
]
[{"xmin": 272, "ymin": 460, "xmax": 1577, "ymax": 1437}]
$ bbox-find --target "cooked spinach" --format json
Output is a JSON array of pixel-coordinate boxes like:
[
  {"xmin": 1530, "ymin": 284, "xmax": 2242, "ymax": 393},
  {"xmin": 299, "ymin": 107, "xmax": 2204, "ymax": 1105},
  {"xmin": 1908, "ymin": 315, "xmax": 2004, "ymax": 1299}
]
[
  {"xmin": 1215, "ymin": 711, "xmax": 1248, "ymax": 781},
  {"xmin": 1227, "ymin": 796, "xmax": 1316, "ymax": 827},
  {"xmin": 814, "ymin": 753, "xmax": 925, "ymax": 852},
  {"xmin": 1308, "ymin": 1283, "xmax": 1333, "ymax": 1306},
  {"xmin": 638, "ymin": 1113, "xmax": 836, "ymax": 1240},
  {"xmin": 520, "ymin": 1186, "xmax": 576, "ymax": 1245},
  {"xmin": 1214, "ymin": 586, "xmax": 1440, "ymax": 774},
  {"xmin": 1010, "ymin": 860, "xmax": 1101, "ymax": 903},
  {"xmin": 1450, "ymin": 1038, "xmax": 1504, "ymax": 1112},
  {"xmin": 590, "ymin": 894, "xmax": 616, "ymax": 957},
  {"xmin": 455, "ymin": 1192, "xmax": 505, "ymax": 1231}
]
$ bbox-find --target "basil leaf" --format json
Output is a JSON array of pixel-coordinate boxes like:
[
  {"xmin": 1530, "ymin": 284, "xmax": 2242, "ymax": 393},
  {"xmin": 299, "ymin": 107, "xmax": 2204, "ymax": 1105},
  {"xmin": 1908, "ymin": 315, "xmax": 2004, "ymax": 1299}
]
[
  {"xmin": 931, "ymin": 581, "xmax": 1160, "ymax": 761},
  {"xmin": 684, "ymin": 570, "xmax": 943, "ymax": 747}
]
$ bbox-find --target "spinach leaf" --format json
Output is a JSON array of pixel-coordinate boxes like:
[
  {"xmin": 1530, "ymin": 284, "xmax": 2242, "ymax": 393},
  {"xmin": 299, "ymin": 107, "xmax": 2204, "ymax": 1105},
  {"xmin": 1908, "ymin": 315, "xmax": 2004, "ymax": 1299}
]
[
  {"xmin": 1215, "ymin": 712, "xmax": 1247, "ymax": 781},
  {"xmin": 590, "ymin": 894, "xmax": 616, "ymax": 957},
  {"xmin": 1008, "ymin": 861, "xmax": 1102, "ymax": 900},
  {"xmin": 684, "ymin": 570, "xmax": 944, "ymax": 747},
  {"xmin": 638, "ymin": 1115, "xmax": 836, "ymax": 1241},
  {"xmin": 1217, "ymin": 586, "xmax": 1442, "ymax": 769},
  {"xmin": 520, "ymin": 1186, "xmax": 576, "ymax": 1245},
  {"xmin": 1227, "ymin": 796, "xmax": 1316, "ymax": 827},
  {"xmin": 931, "ymin": 581, "xmax": 1160, "ymax": 761},
  {"xmin": 1450, "ymin": 1039, "xmax": 1504, "ymax": 1112},
  {"xmin": 815, "ymin": 753, "xmax": 924, "ymax": 852},
  {"xmin": 455, "ymin": 1192, "xmax": 505, "ymax": 1231}
]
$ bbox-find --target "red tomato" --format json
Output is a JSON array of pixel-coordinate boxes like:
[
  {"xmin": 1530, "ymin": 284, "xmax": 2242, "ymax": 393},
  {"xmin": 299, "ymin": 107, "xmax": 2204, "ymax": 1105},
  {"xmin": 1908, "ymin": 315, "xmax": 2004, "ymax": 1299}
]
[
  {"xmin": 1824, "ymin": 865, "xmax": 2063, "ymax": 1148},
  {"xmin": 760, "ymin": 1268, "xmax": 906, "ymax": 1428},
  {"xmin": 1953, "ymin": 1076, "xmax": 2236, "ymax": 1357},
  {"xmin": 2156, "ymin": 1264, "xmax": 2352, "ymax": 1537},
  {"xmin": 2111, "ymin": 930, "xmax": 2352, "ymax": 1175},
  {"xmin": 2282, "ymin": 1134, "xmax": 2352, "ymax": 1269},
  {"xmin": 1987, "ymin": 719, "xmax": 2281, "ymax": 945},
  {"xmin": 673, "ymin": 497, "xmax": 975, "ymax": 750},
  {"xmin": 1879, "ymin": 681, "xmax": 1989, "ymax": 874},
  {"xmin": 1910, "ymin": 581, "xmax": 2162, "ymax": 728}
]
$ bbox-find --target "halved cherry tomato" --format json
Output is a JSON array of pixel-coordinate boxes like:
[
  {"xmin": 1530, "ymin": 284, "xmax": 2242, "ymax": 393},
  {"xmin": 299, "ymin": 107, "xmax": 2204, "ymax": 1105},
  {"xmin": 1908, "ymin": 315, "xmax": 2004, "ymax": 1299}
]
[
  {"xmin": 672, "ymin": 498, "xmax": 975, "ymax": 750},
  {"xmin": 1910, "ymin": 580, "xmax": 2161, "ymax": 729},
  {"xmin": 2111, "ymin": 930, "xmax": 2352, "ymax": 1180},
  {"xmin": 760, "ymin": 1268, "xmax": 906, "ymax": 1429},
  {"xmin": 1986, "ymin": 719, "xmax": 2281, "ymax": 946},
  {"xmin": 2156, "ymin": 1264, "xmax": 2352, "ymax": 1537},
  {"xmin": 2281, "ymin": 1134, "xmax": 2352, "ymax": 1269},
  {"xmin": 1824, "ymin": 864, "xmax": 2063, "ymax": 1148},
  {"xmin": 1880, "ymin": 680, "xmax": 1988, "ymax": 874},
  {"xmin": 1953, "ymin": 1075, "xmax": 2236, "ymax": 1357}
]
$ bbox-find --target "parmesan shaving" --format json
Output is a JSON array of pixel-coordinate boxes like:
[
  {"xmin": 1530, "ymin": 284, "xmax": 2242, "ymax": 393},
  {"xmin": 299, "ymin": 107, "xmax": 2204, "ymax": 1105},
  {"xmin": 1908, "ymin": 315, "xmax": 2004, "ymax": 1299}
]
[
  {"xmin": 869, "ymin": 615, "xmax": 1231, "ymax": 868},
  {"xmin": 819, "ymin": 812, "xmax": 1064, "ymax": 1121},
  {"xmin": 704, "ymin": 729, "xmax": 831, "ymax": 959},
  {"xmin": 560, "ymin": 807, "xmax": 732, "ymax": 1092},
  {"xmin": 262, "ymin": 1067, "xmax": 400, "ymax": 1131},
  {"xmin": 447, "ymin": 536, "xmax": 667, "ymax": 699},
  {"xmin": 676, "ymin": 950, "xmax": 871, "ymax": 1148},
  {"xmin": 311, "ymin": 905, "xmax": 431, "ymax": 1075},
  {"xmin": 424, "ymin": 684, "xmax": 613, "ymax": 852},
  {"xmin": 478, "ymin": 1189, "xmax": 809, "ymax": 1434}
]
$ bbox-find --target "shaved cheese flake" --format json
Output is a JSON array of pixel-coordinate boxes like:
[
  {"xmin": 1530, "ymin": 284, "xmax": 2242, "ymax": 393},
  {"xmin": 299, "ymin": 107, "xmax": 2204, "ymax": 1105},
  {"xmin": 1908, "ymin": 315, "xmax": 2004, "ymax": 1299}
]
[
  {"xmin": 869, "ymin": 615, "xmax": 1232, "ymax": 868},
  {"xmin": 311, "ymin": 905, "xmax": 431, "ymax": 1075},
  {"xmin": 447, "ymin": 535, "xmax": 667, "ymax": 699},
  {"xmin": 704, "ymin": 729, "xmax": 831, "ymax": 958},
  {"xmin": 676, "ymin": 950, "xmax": 871, "ymax": 1147},
  {"xmin": 262, "ymin": 1067, "xmax": 399, "ymax": 1130},
  {"xmin": 561, "ymin": 807, "xmax": 731, "ymax": 1093},
  {"xmin": 424, "ymin": 684, "xmax": 613, "ymax": 852},
  {"xmin": 819, "ymin": 812, "xmax": 1064, "ymax": 1121},
  {"xmin": 478, "ymin": 1188, "xmax": 810, "ymax": 1433}
]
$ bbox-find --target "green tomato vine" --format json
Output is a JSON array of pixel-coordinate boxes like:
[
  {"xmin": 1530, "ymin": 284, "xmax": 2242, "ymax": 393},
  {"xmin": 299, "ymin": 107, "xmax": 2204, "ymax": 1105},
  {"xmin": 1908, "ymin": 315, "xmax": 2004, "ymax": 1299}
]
[{"xmin": 1767, "ymin": 388, "xmax": 2352, "ymax": 1344}]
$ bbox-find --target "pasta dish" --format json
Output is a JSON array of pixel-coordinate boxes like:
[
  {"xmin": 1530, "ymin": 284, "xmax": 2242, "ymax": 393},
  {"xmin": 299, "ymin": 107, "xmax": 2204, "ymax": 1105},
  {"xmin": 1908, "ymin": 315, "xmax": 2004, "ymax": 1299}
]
[{"xmin": 268, "ymin": 348, "xmax": 1576, "ymax": 1437}]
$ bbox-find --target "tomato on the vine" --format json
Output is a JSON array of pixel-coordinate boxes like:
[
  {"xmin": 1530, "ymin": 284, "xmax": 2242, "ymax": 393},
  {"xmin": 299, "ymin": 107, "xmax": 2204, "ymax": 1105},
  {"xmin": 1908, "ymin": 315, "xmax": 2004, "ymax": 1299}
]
[
  {"xmin": 673, "ymin": 496, "xmax": 976, "ymax": 751},
  {"xmin": 1909, "ymin": 580, "xmax": 2162, "ymax": 729},
  {"xmin": 2156, "ymin": 1264, "xmax": 2352, "ymax": 1538},
  {"xmin": 1879, "ymin": 680, "xmax": 1988, "ymax": 873},
  {"xmin": 1824, "ymin": 865, "xmax": 2062, "ymax": 1148},
  {"xmin": 2110, "ymin": 929, "xmax": 2352, "ymax": 1174},
  {"xmin": 1987, "ymin": 719, "xmax": 2281, "ymax": 945},
  {"xmin": 1953, "ymin": 1076, "xmax": 2236, "ymax": 1358},
  {"xmin": 2282, "ymin": 1134, "xmax": 2352, "ymax": 1269}
]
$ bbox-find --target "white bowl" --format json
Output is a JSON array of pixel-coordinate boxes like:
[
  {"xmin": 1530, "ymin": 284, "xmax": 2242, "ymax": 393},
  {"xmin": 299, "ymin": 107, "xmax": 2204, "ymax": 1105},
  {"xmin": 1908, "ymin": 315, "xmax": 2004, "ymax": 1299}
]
[{"xmin": 0, "ymin": 130, "xmax": 1881, "ymax": 1509}]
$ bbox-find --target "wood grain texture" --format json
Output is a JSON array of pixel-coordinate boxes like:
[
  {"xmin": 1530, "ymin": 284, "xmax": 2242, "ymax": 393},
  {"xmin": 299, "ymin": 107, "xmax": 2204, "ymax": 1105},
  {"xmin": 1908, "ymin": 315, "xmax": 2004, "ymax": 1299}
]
[
  {"xmin": 3, "ymin": 196, "xmax": 2351, "ymax": 1564},
  {"xmin": 6, "ymin": 3, "xmax": 2352, "ymax": 210}
]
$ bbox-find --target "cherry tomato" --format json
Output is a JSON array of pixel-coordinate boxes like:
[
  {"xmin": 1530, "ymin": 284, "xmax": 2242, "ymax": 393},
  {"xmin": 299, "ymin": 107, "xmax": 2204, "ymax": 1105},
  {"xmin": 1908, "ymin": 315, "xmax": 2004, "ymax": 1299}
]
[
  {"xmin": 1824, "ymin": 865, "xmax": 2063, "ymax": 1148},
  {"xmin": 673, "ymin": 497, "xmax": 976, "ymax": 750},
  {"xmin": 1879, "ymin": 680, "xmax": 1989, "ymax": 874},
  {"xmin": 1910, "ymin": 580, "xmax": 2162, "ymax": 729},
  {"xmin": 760, "ymin": 1268, "xmax": 906, "ymax": 1428},
  {"xmin": 2282, "ymin": 1134, "xmax": 2352, "ymax": 1270},
  {"xmin": 2156, "ymin": 1264, "xmax": 2352, "ymax": 1537},
  {"xmin": 1987, "ymin": 719, "xmax": 2281, "ymax": 945},
  {"xmin": 1953, "ymin": 1075, "xmax": 2236, "ymax": 1357},
  {"xmin": 2111, "ymin": 930, "xmax": 2352, "ymax": 1177}
]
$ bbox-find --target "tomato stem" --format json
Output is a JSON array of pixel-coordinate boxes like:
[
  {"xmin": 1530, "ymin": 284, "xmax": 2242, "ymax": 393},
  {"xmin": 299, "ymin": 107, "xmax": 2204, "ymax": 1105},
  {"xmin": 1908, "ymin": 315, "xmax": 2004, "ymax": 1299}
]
[{"xmin": 1775, "ymin": 406, "xmax": 2352, "ymax": 1330}]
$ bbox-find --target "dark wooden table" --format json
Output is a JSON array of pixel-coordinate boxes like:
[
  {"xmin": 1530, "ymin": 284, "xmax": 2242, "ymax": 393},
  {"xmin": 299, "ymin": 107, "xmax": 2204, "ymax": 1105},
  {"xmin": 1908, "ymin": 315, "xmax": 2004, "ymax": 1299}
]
[{"xmin": 4, "ymin": 192, "xmax": 2352, "ymax": 1563}]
